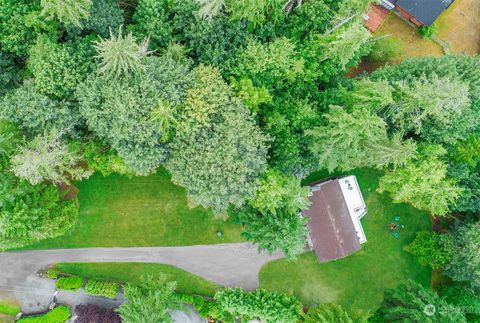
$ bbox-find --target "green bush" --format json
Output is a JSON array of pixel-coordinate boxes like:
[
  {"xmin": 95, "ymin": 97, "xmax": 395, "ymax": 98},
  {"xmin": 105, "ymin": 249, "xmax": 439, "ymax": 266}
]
[
  {"xmin": 79, "ymin": 140, "xmax": 132, "ymax": 176},
  {"xmin": 404, "ymin": 231, "xmax": 449, "ymax": 269},
  {"xmin": 46, "ymin": 267, "xmax": 60, "ymax": 279},
  {"xmin": 179, "ymin": 294, "xmax": 224, "ymax": 320},
  {"xmin": 84, "ymin": 279, "xmax": 120, "ymax": 298},
  {"xmin": 369, "ymin": 36, "xmax": 403, "ymax": 62},
  {"xmin": 17, "ymin": 305, "xmax": 70, "ymax": 322},
  {"xmin": 418, "ymin": 23, "xmax": 437, "ymax": 39},
  {"xmin": 214, "ymin": 288, "xmax": 303, "ymax": 322},
  {"xmin": 0, "ymin": 171, "xmax": 79, "ymax": 250},
  {"xmin": 56, "ymin": 276, "xmax": 84, "ymax": 291}
]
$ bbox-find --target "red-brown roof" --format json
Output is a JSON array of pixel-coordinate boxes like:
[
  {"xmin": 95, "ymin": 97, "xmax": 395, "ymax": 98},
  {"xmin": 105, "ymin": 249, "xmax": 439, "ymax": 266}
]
[{"xmin": 302, "ymin": 179, "xmax": 360, "ymax": 263}]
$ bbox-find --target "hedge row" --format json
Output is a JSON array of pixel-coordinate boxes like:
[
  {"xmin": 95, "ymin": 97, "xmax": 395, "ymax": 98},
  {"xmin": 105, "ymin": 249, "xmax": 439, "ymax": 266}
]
[
  {"xmin": 17, "ymin": 305, "xmax": 70, "ymax": 323},
  {"xmin": 56, "ymin": 276, "xmax": 83, "ymax": 291},
  {"xmin": 84, "ymin": 279, "xmax": 120, "ymax": 299}
]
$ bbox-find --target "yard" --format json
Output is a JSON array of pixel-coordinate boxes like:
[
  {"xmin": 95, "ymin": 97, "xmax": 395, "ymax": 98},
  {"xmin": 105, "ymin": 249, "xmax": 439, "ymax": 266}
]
[
  {"xmin": 259, "ymin": 169, "xmax": 431, "ymax": 313},
  {"xmin": 31, "ymin": 168, "xmax": 432, "ymax": 313},
  {"xmin": 436, "ymin": 0, "xmax": 480, "ymax": 54},
  {"xmin": 373, "ymin": 13, "xmax": 442, "ymax": 64},
  {"xmin": 24, "ymin": 168, "xmax": 244, "ymax": 249},
  {"xmin": 351, "ymin": 0, "xmax": 480, "ymax": 76}
]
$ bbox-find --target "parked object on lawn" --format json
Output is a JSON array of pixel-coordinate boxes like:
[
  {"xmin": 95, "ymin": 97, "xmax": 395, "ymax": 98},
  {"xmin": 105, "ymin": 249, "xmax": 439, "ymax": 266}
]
[{"xmin": 302, "ymin": 176, "xmax": 367, "ymax": 263}]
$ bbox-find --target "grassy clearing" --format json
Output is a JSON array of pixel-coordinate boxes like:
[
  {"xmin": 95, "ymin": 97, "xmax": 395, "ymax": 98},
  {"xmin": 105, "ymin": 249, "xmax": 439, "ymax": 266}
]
[
  {"xmin": 0, "ymin": 302, "xmax": 21, "ymax": 316},
  {"xmin": 436, "ymin": 0, "xmax": 480, "ymax": 54},
  {"xmin": 259, "ymin": 169, "xmax": 431, "ymax": 313},
  {"xmin": 374, "ymin": 13, "xmax": 443, "ymax": 63},
  {"xmin": 55, "ymin": 263, "xmax": 219, "ymax": 296},
  {"xmin": 24, "ymin": 168, "xmax": 244, "ymax": 249}
]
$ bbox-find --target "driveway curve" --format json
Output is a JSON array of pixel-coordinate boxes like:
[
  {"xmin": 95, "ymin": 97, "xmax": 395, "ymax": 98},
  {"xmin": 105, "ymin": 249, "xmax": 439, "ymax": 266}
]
[{"xmin": 0, "ymin": 243, "xmax": 283, "ymax": 313}]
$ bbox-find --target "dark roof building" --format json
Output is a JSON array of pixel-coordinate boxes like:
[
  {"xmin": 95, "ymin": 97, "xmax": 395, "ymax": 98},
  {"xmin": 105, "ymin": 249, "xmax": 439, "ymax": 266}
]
[
  {"xmin": 301, "ymin": 176, "xmax": 367, "ymax": 263},
  {"xmin": 380, "ymin": 0, "xmax": 454, "ymax": 26}
]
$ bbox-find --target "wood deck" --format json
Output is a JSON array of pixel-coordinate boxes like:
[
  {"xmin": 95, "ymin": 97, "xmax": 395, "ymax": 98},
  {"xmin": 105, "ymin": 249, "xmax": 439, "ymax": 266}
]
[{"xmin": 364, "ymin": 4, "xmax": 390, "ymax": 32}]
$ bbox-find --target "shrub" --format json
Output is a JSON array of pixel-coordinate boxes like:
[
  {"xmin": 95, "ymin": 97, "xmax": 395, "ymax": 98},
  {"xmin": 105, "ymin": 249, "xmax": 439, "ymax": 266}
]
[
  {"xmin": 73, "ymin": 140, "xmax": 132, "ymax": 176},
  {"xmin": 75, "ymin": 304, "xmax": 121, "ymax": 323},
  {"xmin": 18, "ymin": 305, "xmax": 71, "ymax": 322},
  {"xmin": 84, "ymin": 280, "xmax": 120, "ymax": 298},
  {"xmin": 214, "ymin": 288, "xmax": 303, "ymax": 322},
  {"xmin": 404, "ymin": 231, "xmax": 449, "ymax": 269},
  {"xmin": 46, "ymin": 267, "xmax": 60, "ymax": 279},
  {"xmin": 0, "ymin": 172, "xmax": 78, "ymax": 250},
  {"xmin": 179, "ymin": 294, "xmax": 224, "ymax": 320},
  {"xmin": 56, "ymin": 276, "xmax": 84, "ymax": 291},
  {"xmin": 369, "ymin": 36, "xmax": 403, "ymax": 62},
  {"xmin": 418, "ymin": 23, "xmax": 437, "ymax": 39}
]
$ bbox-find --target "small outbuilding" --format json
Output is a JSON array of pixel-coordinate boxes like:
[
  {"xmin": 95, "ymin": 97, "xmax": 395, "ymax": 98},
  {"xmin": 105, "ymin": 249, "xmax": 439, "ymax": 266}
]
[{"xmin": 302, "ymin": 176, "xmax": 367, "ymax": 263}]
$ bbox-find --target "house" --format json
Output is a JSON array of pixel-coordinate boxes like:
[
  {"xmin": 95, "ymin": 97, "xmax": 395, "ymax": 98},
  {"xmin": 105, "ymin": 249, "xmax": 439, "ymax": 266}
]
[
  {"xmin": 301, "ymin": 176, "xmax": 367, "ymax": 263},
  {"xmin": 381, "ymin": 0, "xmax": 454, "ymax": 26}
]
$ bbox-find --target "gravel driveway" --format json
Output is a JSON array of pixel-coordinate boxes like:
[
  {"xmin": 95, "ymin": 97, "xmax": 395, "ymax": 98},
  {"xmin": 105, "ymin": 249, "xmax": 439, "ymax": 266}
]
[{"xmin": 0, "ymin": 243, "xmax": 282, "ymax": 313}]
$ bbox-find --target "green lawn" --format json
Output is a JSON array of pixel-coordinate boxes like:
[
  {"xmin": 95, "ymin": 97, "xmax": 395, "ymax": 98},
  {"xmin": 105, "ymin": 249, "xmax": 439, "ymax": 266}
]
[
  {"xmin": 259, "ymin": 169, "xmax": 431, "ymax": 313},
  {"xmin": 54, "ymin": 263, "xmax": 219, "ymax": 296},
  {"xmin": 25, "ymin": 168, "xmax": 430, "ymax": 313},
  {"xmin": 0, "ymin": 302, "xmax": 21, "ymax": 316},
  {"xmin": 25, "ymin": 168, "xmax": 244, "ymax": 249}
]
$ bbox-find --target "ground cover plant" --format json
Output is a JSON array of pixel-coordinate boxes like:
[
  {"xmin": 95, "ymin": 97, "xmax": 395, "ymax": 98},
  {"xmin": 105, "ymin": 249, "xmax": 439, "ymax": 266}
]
[
  {"xmin": 84, "ymin": 279, "xmax": 119, "ymax": 298},
  {"xmin": 56, "ymin": 276, "xmax": 84, "ymax": 291}
]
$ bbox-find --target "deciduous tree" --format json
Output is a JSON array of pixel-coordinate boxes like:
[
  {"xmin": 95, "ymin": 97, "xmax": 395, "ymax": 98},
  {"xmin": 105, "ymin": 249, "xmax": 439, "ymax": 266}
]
[
  {"xmin": 167, "ymin": 65, "xmax": 268, "ymax": 216},
  {"xmin": 0, "ymin": 171, "xmax": 78, "ymax": 250},
  {"xmin": 77, "ymin": 55, "xmax": 193, "ymax": 175},
  {"xmin": 378, "ymin": 154, "xmax": 462, "ymax": 216},
  {"xmin": 11, "ymin": 129, "xmax": 91, "ymax": 185}
]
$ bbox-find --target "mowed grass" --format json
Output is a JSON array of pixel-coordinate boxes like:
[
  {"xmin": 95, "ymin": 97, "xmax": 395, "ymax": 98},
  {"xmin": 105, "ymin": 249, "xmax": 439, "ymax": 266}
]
[
  {"xmin": 374, "ymin": 13, "xmax": 443, "ymax": 64},
  {"xmin": 0, "ymin": 302, "xmax": 21, "ymax": 316},
  {"xmin": 259, "ymin": 169, "xmax": 431, "ymax": 313},
  {"xmin": 25, "ymin": 168, "xmax": 244, "ymax": 249},
  {"xmin": 54, "ymin": 263, "xmax": 219, "ymax": 296}
]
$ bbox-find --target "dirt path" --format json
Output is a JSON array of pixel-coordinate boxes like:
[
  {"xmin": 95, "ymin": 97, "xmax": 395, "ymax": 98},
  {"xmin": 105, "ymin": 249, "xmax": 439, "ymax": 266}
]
[{"xmin": 0, "ymin": 243, "xmax": 283, "ymax": 313}]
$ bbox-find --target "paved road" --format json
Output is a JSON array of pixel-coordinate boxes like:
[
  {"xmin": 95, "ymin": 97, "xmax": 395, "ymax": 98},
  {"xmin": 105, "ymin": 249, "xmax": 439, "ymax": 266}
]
[{"xmin": 0, "ymin": 243, "xmax": 283, "ymax": 313}]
